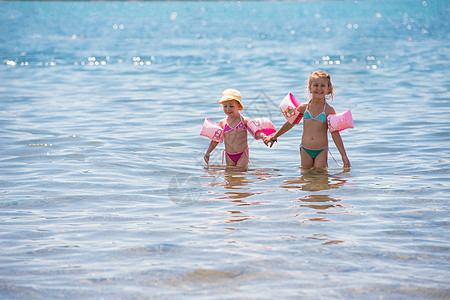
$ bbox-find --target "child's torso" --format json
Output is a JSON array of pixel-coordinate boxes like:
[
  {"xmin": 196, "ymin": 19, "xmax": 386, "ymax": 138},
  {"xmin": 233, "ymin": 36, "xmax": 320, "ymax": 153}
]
[
  {"xmin": 224, "ymin": 117, "xmax": 246, "ymax": 132},
  {"xmin": 303, "ymin": 101, "xmax": 327, "ymax": 122},
  {"xmin": 301, "ymin": 101, "xmax": 329, "ymax": 148},
  {"xmin": 223, "ymin": 115, "xmax": 248, "ymax": 152}
]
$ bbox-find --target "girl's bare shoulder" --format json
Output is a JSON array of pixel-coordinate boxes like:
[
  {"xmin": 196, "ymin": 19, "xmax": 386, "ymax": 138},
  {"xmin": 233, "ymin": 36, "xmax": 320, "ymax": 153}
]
[
  {"xmin": 325, "ymin": 103, "xmax": 336, "ymax": 115},
  {"xmin": 297, "ymin": 102, "xmax": 308, "ymax": 114},
  {"xmin": 218, "ymin": 118, "xmax": 227, "ymax": 127}
]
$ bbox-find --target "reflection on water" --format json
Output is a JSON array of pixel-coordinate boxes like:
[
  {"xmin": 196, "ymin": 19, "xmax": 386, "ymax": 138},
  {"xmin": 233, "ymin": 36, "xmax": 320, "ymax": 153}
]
[
  {"xmin": 281, "ymin": 171, "xmax": 349, "ymax": 245},
  {"xmin": 225, "ymin": 210, "xmax": 250, "ymax": 223},
  {"xmin": 282, "ymin": 169, "xmax": 352, "ymax": 224},
  {"xmin": 298, "ymin": 194, "xmax": 342, "ymax": 211},
  {"xmin": 200, "ymin": 167, "xmax": 353, "ymax": 227},
  {"xmin": 303, "ymin": 233, "xmax": 345, "ymax": 245},
  {"xmin": 292, "ymin": 197, "xmax": 346, "ymax": 222},
  {"xmin": 201, "ymin": 166, "xmax": 277, "ymax": 225},
  {"xmin": 281, "ymin": 169, "xmax": 350, "ymax": 192},
  {"xmin": 201, "ymin": 166, "xmax": 275, "ymax": 200}
]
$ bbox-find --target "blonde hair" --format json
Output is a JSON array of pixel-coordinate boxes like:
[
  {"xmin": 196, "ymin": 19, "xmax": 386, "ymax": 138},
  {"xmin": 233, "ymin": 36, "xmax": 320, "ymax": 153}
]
[{"xmin": 307, "ymin": 70, "xmax": 335, "ymax": 101}]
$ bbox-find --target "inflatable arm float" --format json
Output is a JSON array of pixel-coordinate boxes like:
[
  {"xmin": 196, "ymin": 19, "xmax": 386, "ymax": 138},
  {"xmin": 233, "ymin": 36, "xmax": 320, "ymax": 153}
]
[
  {"xmin": 200, "ymin": 118, "xmax": 224, "ymax": 143},
  {"xmin": 327, "ymin": 110, "xmax": 353, "ymax": 132},
  {"xmin": 279, "ymin": 93, "xmax": 303, "ymax": 124},
  {"xmin": 280, "ymin": 92, "xmax": 353, "ymax": 132},
  {"xmin": 247, "ymin": 118, "xmax": 276, "ymax": 139},
  {"xmin": 200, "ymin": 117, "xmax": 276, "ymax": 142}
]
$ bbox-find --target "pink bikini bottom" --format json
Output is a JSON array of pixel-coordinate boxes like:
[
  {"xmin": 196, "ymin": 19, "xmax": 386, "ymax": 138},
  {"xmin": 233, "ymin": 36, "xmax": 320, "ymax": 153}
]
[{"xmin": 222, "ymin": 148, "xmax": 250, "ymax": 165}]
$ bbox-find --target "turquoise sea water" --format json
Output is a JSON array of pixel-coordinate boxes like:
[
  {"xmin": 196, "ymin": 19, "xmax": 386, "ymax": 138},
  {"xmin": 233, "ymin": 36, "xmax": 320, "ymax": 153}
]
[{"xmin": 1, "ymin": 1, "xmax": 449, "ymax": 298}]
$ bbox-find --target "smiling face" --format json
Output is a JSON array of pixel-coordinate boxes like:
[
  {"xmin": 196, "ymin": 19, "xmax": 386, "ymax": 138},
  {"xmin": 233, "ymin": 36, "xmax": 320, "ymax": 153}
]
[
  {"xmin": 309, "ymin": 76, "xmax": 331, "ymax": 101},
  {"xmin": 221, "ymin": 100, "xmax": 240, "ymax": 117},
  {"xmin": 307, "ymin": 70, "xmax": 335, "ymax": 101}
]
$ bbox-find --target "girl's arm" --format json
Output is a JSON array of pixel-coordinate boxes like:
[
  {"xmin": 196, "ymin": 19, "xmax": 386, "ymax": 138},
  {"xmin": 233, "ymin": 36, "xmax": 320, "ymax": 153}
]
[
  {"xmin": 263, "ymin": 121, "xmax": 295, "ymax": 148},
  {"xmin": 255, "ymin": 131, "xmax": 267, "ymax": 140},
  {"xmin": 204, "ymin": 118, "xmax": 226, "ymax": 164},
  {"xmin": 204, "ymin": 140, "xmax": 219, "ymax": 164},
  {"xmin": 331, "ymin": 131, "xmax": 350, "ymax": 168}
]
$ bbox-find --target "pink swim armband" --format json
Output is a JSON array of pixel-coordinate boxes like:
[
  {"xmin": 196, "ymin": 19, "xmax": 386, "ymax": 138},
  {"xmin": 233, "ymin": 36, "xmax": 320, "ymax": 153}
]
[
  {"xmin": 200, "ymin": 118, "xmax": 224, "ymax": 143},
  {"xmin": 280, "ymin": 93, "xmax": 303, "ymax": 124},
  {"xmin": 327, "ymin": 110, "xmax": 354, "ymax": 132},
  {"xmin": 247, "ymin": 118, "xmax": 276, "ymax": 140}
]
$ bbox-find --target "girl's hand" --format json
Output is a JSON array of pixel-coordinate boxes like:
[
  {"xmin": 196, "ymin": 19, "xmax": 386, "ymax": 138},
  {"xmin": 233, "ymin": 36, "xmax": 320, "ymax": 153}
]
[
  {"xmin": 342, "ymin": 156, "xmax": 351, "ymax": 168},
  {"xmin": 204, "ymin": 153, "xmax": 210, "ymax": 164},
  {"xmin": 263, "ymin": 135, "xmax": 277, "ymax": 148}
]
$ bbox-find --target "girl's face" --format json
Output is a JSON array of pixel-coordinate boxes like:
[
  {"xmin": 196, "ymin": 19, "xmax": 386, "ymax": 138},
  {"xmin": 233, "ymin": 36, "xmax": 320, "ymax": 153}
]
[
  {"xmin": 309, "ymin": 77, "xmax": 330, "ymax": 101},
  {"xmin": 222, "ymin": 100, "xmax": 240, "ymax": 117}
]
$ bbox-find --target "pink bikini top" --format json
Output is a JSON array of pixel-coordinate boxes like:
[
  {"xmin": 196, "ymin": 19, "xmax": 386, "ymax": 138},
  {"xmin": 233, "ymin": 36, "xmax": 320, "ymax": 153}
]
[{"xmin": 223, "ymin": 115, "xmax": 247, "ymax": 133}]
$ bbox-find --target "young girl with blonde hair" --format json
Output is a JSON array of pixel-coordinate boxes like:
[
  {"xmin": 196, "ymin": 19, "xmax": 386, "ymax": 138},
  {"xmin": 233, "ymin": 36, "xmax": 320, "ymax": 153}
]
[
  {"xmin": 203, "ymin": 89, "xmax": 274, "ymax": 168},
  {"xmin": 264, "ymin": 70, "xmax": 350, "ymax": 169}
]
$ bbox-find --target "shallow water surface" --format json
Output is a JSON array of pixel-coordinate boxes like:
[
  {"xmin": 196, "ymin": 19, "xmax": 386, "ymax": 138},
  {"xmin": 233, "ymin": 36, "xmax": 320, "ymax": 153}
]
[{"xmin": 1, "ymin": 1, "xmax": 449, "ymax": 299}]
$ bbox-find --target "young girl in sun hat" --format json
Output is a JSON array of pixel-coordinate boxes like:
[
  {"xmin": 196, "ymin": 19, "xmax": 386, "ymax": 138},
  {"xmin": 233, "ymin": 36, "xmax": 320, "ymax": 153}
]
[
  {"xmin": 264, "ymin": 70, "xmax": 351, "ymax": 169},
  {"xmin": 201, "ymin": 88, "xmax": 276, "ymax": 168}
]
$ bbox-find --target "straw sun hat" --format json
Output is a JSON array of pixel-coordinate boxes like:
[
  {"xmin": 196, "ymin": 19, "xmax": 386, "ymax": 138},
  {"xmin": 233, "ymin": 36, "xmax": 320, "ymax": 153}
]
[{"xmin": 219, "ymin": 89, "xmax": 243, "ymax": 110}]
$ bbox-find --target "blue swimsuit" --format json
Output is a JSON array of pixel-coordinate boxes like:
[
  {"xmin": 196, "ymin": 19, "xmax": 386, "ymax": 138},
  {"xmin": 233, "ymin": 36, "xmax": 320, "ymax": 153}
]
[
  {"xmin": 303, "ymin": 101, "xmax": 327, "ymax": 122},
  {"xmin": 301, "ymin": 101, "xmax": 328, "ymax": 159}
]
